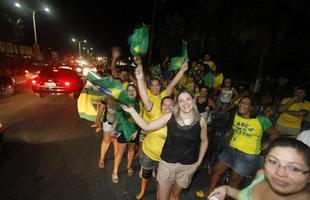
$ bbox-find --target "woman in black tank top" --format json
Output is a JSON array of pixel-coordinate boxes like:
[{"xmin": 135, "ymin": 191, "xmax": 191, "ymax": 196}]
[{"xmin": 122, "ymin": 89, "xmax": 208, "ymax": 200}]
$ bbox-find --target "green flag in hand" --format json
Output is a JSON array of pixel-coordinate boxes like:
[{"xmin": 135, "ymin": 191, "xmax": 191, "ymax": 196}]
[
  {"xmin": 128, "ymin": 24, "xmax": 150, "ymax": 56},
  {"xmin": 170, "ymin": 40, "xmax": 188, "ymax": 71}
]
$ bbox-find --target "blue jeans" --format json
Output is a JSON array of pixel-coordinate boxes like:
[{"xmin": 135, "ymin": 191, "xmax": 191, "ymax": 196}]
[{"xmin": 218, "ymin": 146, "xmax": 260, "ymax": 177}]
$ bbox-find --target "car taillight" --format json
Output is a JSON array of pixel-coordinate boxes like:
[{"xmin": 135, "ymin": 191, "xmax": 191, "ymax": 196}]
[{"xmin": 64, "ymin": 81, "xmax": 70, "ymax": 87}]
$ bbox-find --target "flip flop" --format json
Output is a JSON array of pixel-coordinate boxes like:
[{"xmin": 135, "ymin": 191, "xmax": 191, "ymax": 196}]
[
  {"xmin": 127, "ymin": 168, "xmax": 134, "ymax": 176},
  {"xmin": 95, "ymin": 127, "xmax": 102, "ymax": 133},
  {"xmin": 111, "ymin": 173, "xmax": 119, "ymax": 183},
  {"xmin": 90, "ymin": 124, "xmax": 98, "ymax": 128},
  {"xmin": 196, "ymin": 190, "xmax": 208, "ymax": 198},
  {"xmin": 98, "ymin": 160, "xmax": 105, "ymax": 168}
]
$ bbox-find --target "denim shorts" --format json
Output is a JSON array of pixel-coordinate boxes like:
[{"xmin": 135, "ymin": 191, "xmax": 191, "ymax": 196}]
[
  {"xmin": 218, "ymin": 146, "xmax": 260, "ymax": 177},
  {"xmin": 139, "ymin": 150, "xmax": 158, "ymax": 170}
]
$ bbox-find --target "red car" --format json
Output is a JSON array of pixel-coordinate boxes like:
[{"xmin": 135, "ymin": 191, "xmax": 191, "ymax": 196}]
[{"xmin": 31, "ymin": 67, "xmax": 84, "ymax": 99}]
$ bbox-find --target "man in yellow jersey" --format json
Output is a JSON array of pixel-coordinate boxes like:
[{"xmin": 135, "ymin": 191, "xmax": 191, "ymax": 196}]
[
  {"xmin": 275, "ymin": 86, "xmax": 310, "ymax": 138},
  {"xmin": 133, "ymin": 57, "xmax": 188, "ymax": 199}
]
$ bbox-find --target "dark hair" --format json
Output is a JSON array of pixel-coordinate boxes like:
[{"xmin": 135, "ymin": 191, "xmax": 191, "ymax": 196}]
[
  {"xmin": 161, "ymin": 96, "xmax": 173, "ymax": 107},
  {"xmin": 265, "ymin": 137, "xmax": 310, "ymax": 170},
  {"xmin": 150, "ymin": 77, "xmax": 161, "ymax": 85},
  {"xmin": 237, "ymin": 95, "xmax": 257, "ymax": 118},
  {"xmin": 198, "ymin": 84, "xmax": 209, "ymax": 91},
  {"xmin": 127, "ymin": 83, "xmax": 137, "ymax": 91}
]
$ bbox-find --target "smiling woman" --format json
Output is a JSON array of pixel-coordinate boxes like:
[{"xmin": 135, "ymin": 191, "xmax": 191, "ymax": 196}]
[{"xmin": 207, "ymin": 137, "xmax": 310, "ymax": 200}]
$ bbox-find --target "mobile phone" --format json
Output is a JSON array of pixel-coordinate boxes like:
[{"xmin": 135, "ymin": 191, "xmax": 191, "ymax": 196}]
[
  {"xmin": 208, "ymin": 196, "xmax": 220, "ymax": 200},
  {"xmin": 112, "ymin": 130, "xmax": 121, "ymax": 137}
]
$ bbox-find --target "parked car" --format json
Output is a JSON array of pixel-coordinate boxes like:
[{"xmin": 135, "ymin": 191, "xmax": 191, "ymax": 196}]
[
  {"xmin": 25, "ymin": 62, "xmax": 50, "ymax": 83},
  {"xmin": 0, "ymin": 67, "xmax": 16, "ymax": 96},
  {"xmin": 31, "ymin": 67, "xmax": 84, "ymax": 98}
]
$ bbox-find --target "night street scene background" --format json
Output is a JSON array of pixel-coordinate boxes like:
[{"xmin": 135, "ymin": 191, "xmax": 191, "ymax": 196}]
[{"xmin": 1, "ymin": 0, "xmax": 310, "ymax": 200}]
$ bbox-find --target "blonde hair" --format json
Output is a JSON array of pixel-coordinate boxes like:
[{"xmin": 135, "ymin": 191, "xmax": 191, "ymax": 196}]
[{"xmin": 173, "ymin": 89, "xmax": 200, "ymax": 126}]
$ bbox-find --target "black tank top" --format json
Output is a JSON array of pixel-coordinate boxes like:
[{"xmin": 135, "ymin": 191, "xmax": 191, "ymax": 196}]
[
  {"xmin": 161, "ymin": 115, "xmax": 201, "ymax": 164},
  {"xmin": 196, "ymin": 97, "xmax": 209, "ymax": 113}
]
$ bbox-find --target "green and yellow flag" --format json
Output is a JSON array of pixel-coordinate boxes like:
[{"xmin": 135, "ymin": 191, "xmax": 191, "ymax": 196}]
[
  {"xmin": 128, "ymin": 24, "xmax": 150, "ymax": 56},
  {"xmin": 170, "ymin": 40, "xmax": 188, "ymax": 71},
  {"xmin": 84, "ymin": 70, "xmax": 134, "ymax": 106},
  {"xmin": 77, "ymin": 84, "xmax": 103, "ymax": 122},
  {"xmin": 116, "ymin": 111, "xmax": 138, "ymax": 142}
]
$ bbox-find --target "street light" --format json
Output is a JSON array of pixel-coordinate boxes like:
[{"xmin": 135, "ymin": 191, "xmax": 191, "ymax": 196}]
[
  {"xmin": 14, "ymin": 2, "xmax": 50, "ymax": 44},
  {"xmin": 72, "ymin": 38, "xmax": 87, "ymax": 57}
]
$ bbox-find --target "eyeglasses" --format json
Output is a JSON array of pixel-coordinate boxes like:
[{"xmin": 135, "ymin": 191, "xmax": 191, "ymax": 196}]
[{"xmin": 265, "ymin": 156, "xmax": 310, "ymax": 176}]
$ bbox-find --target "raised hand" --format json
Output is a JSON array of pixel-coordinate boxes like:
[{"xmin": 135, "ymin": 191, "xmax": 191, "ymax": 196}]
[
  {"xmin": 134, "ymin": 57, "xmax": 144, "ymax": 80},
  {"xmin": 111, "ymin": 47, "xmax": 121, "ymax": 59},
  {"xmin": 181, "ymin": 59, "xmax": 189, "ymax": 71},
  {"xmin": 121, "ymin": 105, "xmax": 133, "ymax": 113}
]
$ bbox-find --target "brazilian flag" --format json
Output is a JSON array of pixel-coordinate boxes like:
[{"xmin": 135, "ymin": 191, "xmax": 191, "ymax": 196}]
[
  {"xmin": 128, "ymin": 24, "xmax": 150, "ymax": 56},
  {"xmin": 115, "ymin": 111, "xmax": 138, "ymax": 142},
  {"xmin": 77, "ymin": 82, "xmax": 103, "ymax": 122},
  {"xmin": 84, "ymin": 70, "xmax": 135, "ymax": 106},
  {"xmin": 170, "ymin": 40, "xmax": 188, "ymax": 71}
]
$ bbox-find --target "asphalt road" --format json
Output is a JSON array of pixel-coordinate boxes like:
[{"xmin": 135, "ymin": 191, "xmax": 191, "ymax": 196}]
[{"xmin": 0, "ymin": 81, "xmax": 210, "ymax": 200}]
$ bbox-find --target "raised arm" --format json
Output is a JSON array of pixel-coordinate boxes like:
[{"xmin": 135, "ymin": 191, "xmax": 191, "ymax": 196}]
[
  {"xmin": 196, "ymin": 117, "xmax": 208, "ymax": 166},
  {"xmin": 111, "ymin": 47, "xmax": 121, "ymax": 78},
  {"xmin": 121, "ymin": 105, "xmax": 171, "ymax": 131},
  {"xmin": 134, "ymin": 57, "xmax": 153, "ymax": 111},
  {"xmin": 165, "ymin": 60, "xmax": 188, "ymax": 96}
]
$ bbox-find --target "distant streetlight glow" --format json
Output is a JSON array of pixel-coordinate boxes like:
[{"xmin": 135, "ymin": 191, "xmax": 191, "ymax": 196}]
[
  {"xmin": 14, "ymin": 2, "xmax": 21, "ymax": 8},
  {"xmin": 72, "ymin": 38, "xmax": 87, "ymax": 57},
  {"xmin": 14, "ymin": 2, "xmax": 51, "ymax": 44}
]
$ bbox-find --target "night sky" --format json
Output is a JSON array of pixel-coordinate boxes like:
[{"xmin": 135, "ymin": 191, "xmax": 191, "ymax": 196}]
[
  {"xmin": 1, "ymin": 0, "xmax": 163, "ymax": 56},
  {"xmin": 1, "ymin": 0, "xmax": 310, "ymax": 84}
]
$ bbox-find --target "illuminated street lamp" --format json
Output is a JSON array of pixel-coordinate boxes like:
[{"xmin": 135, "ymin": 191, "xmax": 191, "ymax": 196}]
[
  {"xmin": 72, "ymin": 38, "xmax": 87, "ymax": 57},
  {"xmin": 14, "ymin": 2, "xmax": 50, "ymax": 44}
]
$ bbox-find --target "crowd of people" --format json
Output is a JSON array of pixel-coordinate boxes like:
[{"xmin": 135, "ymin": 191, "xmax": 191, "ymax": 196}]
[{"xmin": 84, "ymin": 47, "xmax": 310, "ymax": 200}]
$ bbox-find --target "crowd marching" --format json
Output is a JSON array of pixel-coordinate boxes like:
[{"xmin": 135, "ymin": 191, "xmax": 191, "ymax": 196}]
[{"xmin": 77, "ymin": 25, "xmax": 310, "ymax": 200}]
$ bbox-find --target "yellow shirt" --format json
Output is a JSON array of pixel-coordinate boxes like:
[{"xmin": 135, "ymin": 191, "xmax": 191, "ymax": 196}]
[
  {"xmin": 142, "ymin": 89, "xmax": 169, "ymax": 161},
  {"xmin": 276, "ymin": 98, "xmax": 310, "ymax": 128},
  {"xmin": 212, "ymin": 73, "xmax": 223, "ymax": 89},
  {"xmin": 205, "ymin": 60, "xmax": 216, "ymax": 71},
  {"xmin": 178, "ymin": 76, "xmax": 195, "ymax": 92},
  {"xmin": 230, "ymin": 114, "xmax": 272, "ymax": 155}
]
